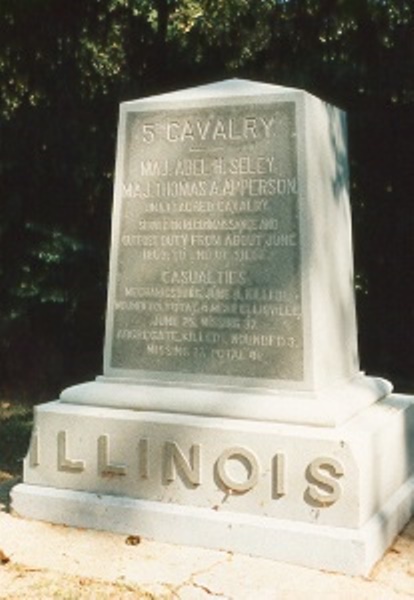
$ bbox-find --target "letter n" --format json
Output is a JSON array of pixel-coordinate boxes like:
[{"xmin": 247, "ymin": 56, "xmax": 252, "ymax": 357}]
[{"xmin": 163, "ymin": 441, "xmax": 202, "ymax": 486}]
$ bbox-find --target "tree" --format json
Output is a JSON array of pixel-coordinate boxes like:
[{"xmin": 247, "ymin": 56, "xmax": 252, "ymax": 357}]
[{"xmin": 0, "ymin": 0, "xmax": 413, "ymax": 399}]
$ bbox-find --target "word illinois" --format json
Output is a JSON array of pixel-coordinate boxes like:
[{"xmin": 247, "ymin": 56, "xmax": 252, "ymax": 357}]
[{"xmin": 30, "ymin": 431, "xmax": 345, "ymax": 508}]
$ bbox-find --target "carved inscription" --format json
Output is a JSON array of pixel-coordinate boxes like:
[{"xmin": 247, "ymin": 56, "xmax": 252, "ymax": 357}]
[
  {"xmin": 98, "ymin": 434, "xmax": 127, "ymax": 477},
  {"xmin": 29, "ymin": 427, "xmax": 40, "ymax": 468},
  {"xmin": 111, "ymin": 103, "xmax": 303, "ymax": 380},
  {"xmin": 215, "ymin": 446, "xmax": 260, "ymax": 493},
  {"xmin": 35, "ymin": 432, "xmax": 345, "ymax": 507},
  {"xmin": 164, "ymin": 441, "xmax": 202, "ymax": 486},
  {"xmin": 57, "ymin": 431, "xmax": 85, "ymax": 473},
  {"xmin": 305, "ymin": 457, "xmax": 344, "ymax": 507}
]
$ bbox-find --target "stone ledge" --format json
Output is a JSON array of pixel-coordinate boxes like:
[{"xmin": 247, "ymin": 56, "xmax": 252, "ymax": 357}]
[{"xmin": 60, "ymin": 374, "xmax": 392, "ymax": 427}]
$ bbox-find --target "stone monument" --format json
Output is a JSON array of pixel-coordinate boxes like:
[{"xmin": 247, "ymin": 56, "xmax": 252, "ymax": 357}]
[{"xmin": 13, "ymin": 80, "xmax": 414, "ymax": 575}]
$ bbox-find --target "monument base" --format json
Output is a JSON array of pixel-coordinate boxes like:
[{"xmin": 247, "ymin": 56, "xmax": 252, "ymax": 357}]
[
  {"xmin": 12, "ymin": 393, "xmax": 414, "ymax": 576},
  {"xmin": 12, "ymin": 478, "xmax": 414, "ymax": 576}
]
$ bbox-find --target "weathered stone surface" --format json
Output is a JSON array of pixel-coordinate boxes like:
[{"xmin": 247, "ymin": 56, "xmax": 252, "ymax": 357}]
[
  {"xmin": 111, "ymin": 100, "xmax": 301, "ymax": 382},
  {"xmin": 103, "ymin": 79, "xmax": 362, "ymax": 393}
]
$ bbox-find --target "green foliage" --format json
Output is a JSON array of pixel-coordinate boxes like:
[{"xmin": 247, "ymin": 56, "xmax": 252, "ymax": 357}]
[
  {"xmin": 0, "ymin": 0, "xmax": 413, "ymax": 398},
  {"xmin": 0, "ymin": 403, "xmax": 33, "ymax": 473}
]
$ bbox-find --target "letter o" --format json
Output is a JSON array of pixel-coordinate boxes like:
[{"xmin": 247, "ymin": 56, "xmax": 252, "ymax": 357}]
[{"xmin": 216, "ymin": 446, "xmax": 260, "ymax": 493}]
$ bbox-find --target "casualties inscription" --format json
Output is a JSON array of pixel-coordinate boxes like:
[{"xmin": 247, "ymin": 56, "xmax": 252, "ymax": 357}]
[{"xmin": 110, "ymin": 102, "xmax": 303, "ymax": 380}]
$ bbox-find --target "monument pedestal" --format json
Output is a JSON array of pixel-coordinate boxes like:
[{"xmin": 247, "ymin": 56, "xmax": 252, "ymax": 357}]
[{"xmin": 12, "ymin": 390, "xmax": 414, "ymax": 575}]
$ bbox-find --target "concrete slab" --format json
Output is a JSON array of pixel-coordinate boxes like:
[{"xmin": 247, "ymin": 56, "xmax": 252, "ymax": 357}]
[{"xmin": 0, "ymin": 509, "xmax": 413, "ymax": 598}]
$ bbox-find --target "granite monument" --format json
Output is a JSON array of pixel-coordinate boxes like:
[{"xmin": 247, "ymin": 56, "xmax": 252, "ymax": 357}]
[{"xmin": 13, "ymin": 80, "xmax": 414, "ymax": 575}]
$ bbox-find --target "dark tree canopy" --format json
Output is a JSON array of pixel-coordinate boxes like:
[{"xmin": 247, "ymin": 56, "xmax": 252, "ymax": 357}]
[{"xmin": 0, "ymin": 0, "xmax": 413, "ymax": 400}]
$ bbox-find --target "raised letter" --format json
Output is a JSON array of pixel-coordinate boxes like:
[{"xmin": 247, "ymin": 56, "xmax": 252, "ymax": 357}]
[
  {"xmin": 138, "ymin": 438, "xmax": 150, "ymax": 479},
  {"xmin": 98, "ymin": 434, "xmax": 127, "ymax": 477},
  {"xmin": 164, "ymin": 441, "xmax": 201, "ymax": 486},
  {"xmin": 167, "ymin": 121, "xmax": 180, "ymax": 142},
  {"xmin": 306, "ymin": 457, "xmax": 344, "ymax": 507},
  {"xmin": 142, "ymin": 123, "xmax": 155, "ymax": 144},
  {"xmin": 29, "ymin": 427, "xmax": 40, "ymax": 468},
  {"xmin": 272, "ymin": 452, "xmax": 287, "ymax": 498},
  {"xmin": 216, "ymin": 446, "xmax": 259, "ymax": 493},
  {"xmin": 260, "ymin": 116, "xmax": 275, "ymax": 138},
  {"xmin": 57, "ymin": 431, "xmax": 85, "ymax": 473}
]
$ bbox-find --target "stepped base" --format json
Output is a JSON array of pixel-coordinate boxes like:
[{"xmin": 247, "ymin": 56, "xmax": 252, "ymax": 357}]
[{"xmin": 12, "ymin": 393, "xmax": 414, "ymax": 575}]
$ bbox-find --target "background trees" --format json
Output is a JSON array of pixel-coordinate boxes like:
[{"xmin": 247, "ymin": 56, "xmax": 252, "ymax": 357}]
[{"xmin": 0, "ymin": 0, "xmax": 413, "ymax": 400}]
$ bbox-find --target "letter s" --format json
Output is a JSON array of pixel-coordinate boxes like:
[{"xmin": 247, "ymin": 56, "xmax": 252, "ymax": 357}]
[{"xmin": 305, "ymin": 456, "xmax": 344, "ymax": 507}]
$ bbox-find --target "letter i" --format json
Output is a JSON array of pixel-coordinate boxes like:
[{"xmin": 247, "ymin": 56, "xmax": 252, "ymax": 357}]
[
  {"xmin": 139, "ymin": 438, "xmax": 150, "ymax": 479},
  {"xmin": 272, "ymin": 453, "xmax": 287, "ymax": 498}
]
